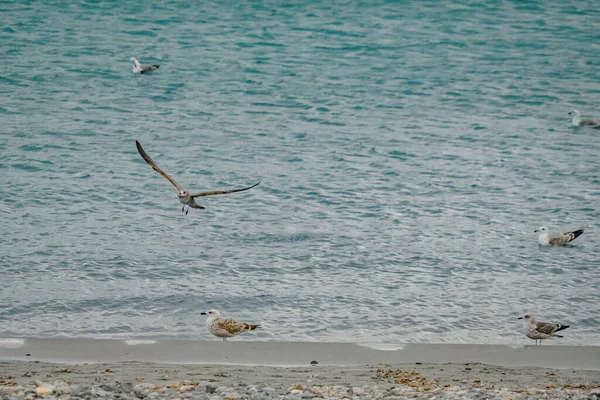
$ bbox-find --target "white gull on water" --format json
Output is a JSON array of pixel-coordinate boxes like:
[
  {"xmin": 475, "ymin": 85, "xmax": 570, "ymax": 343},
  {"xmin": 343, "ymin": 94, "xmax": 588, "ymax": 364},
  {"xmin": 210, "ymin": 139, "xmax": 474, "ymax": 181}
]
[
  {"xmin": 130, "ymin": 57, "xmax": 160, "ymax": 74},
  {"xmin": 534, "ymin": 226, "xmax": 584, "ymax": 246},
  {"xmin": 201, "ymin": 309, "xmax": 261, "ymax": 341},
  {"xmin": 518, "ymin": 314, "xmax": 569, "ymax": 345},
  {"xmin": 569, "ymin": 109, "xmax": 600, "ymax": 128},
  {"xmin": 135, "ymin": 141, "xmax": 260, "ymax": 214}
]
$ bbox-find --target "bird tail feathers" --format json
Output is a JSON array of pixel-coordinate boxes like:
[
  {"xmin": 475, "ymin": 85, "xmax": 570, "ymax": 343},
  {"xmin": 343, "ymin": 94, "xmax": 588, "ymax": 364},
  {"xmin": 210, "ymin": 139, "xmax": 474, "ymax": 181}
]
[
  {"xmin": 555, "ymin": 324, "xmax": 569, "ymax": 333},
  {"xmin": 571, "ymin": 230, "xmax": 584, "ymax": 240}
]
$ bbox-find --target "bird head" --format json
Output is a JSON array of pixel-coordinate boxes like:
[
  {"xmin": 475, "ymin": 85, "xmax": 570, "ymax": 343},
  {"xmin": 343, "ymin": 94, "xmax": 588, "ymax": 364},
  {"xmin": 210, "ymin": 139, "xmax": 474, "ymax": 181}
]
[
  {"xmin": 201, "ymin": 309, "xmax": 221, "ymax": 318},
  {"xmin": 518, "ymin": 314, "xmax": 534, "ymax": 322}
]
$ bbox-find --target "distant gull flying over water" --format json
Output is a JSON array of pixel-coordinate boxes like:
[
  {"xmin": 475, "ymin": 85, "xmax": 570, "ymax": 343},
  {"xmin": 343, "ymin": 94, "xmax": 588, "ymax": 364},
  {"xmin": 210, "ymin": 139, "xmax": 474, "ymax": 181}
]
[
  {"xmin": 130, "ymin": 57, "xmax": 160, "ymax": 74},
  {"xmin": 201, "ymin": 309, "xmax": 261, "ymax": 341},
  {"xmin": 518, "ymin": 314, "xmax": 569, "ymax": 345},
  {"xmin": 569, "ymin": 110, "xmax": 600, "ymax": 128},
  {"xmin": 135, "ymin": 141, "xmax": 260, "ymax": 214},
  {"xmin": 535, "ymin": 226, "xmax": 584, "ymax": 246}
]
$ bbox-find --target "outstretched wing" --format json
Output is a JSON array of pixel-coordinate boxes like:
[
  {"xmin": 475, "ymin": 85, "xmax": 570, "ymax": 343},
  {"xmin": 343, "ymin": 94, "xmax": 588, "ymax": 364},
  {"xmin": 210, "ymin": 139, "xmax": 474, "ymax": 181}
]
[
  {"xmin": 135, "ymin": 141, "xmax": 182, "ymax": 191},
  {"xmin": 191, "ymin": 181, "xmax": 260, "ymax": 198}
]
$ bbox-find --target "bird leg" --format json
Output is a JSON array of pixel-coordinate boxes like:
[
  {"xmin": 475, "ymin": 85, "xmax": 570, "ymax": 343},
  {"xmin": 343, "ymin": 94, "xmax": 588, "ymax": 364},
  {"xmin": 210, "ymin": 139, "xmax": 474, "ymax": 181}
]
[
  {"xmin": 182, "ymin": 206, "xmax": 185, "ymax": 213},
  {"xmin": 186, "ymin": 207, "xmax": 189, "ymax": 215}
]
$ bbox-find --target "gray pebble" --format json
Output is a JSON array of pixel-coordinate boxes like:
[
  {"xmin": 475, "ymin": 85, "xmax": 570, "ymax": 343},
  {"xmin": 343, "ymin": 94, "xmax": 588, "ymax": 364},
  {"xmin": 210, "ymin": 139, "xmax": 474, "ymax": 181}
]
[
  {"xmin": 120, "ymin": 382, "xmax": 134, "ymax": 393},
  {"xmin": 264, "ymin": 387, "xmax": 278, "ymax": 395},
  {"xmin": 54, "ymin": 381, "xmax": 72, "ymax": 396},
  {"xmin": 133, "ymin": 382, "xmax": 155, "ymax": 399},
  {"xmin": 99, "ymin": 384, "xmax": 117, "ymax": 392},
  {"xmin": 70, "ymin": 385, "xmax": 89, "ymax": 397},
  {"xmin": 205, "ymin": 384, "xmax": 216, "ymax": 394}
]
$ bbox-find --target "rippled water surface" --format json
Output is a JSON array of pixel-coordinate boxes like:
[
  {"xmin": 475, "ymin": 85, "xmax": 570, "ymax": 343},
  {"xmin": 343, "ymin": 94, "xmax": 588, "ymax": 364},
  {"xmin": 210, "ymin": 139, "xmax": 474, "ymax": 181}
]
[{"xmin": 1, "ymin": 0, "xmax": 600, "ymax": 344}]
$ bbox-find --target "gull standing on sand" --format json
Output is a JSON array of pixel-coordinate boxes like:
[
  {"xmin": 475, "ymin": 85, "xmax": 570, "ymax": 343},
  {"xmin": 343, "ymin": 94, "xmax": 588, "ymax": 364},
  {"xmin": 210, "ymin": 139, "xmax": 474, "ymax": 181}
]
[
  {"xmin": 130, "ymin": 57, "xmax": 160, "ymax": 74},
  {"xmin": 201, "ymin": 310, "xmax": 261, "ymax": 341},
  {"xmin": 135, "ymin": 141, "xmax": 260, "ymax": 214},
  {"xmin": 534, "ymin": 226, "xmax": 584, "ymax": 246},
  {"xmin": 569, "ymin": 110, "xmax": 600, "ymax": 128},
  {"xmin": 518, "ymin": 314, "xmax": 569, "ymax": 345}
]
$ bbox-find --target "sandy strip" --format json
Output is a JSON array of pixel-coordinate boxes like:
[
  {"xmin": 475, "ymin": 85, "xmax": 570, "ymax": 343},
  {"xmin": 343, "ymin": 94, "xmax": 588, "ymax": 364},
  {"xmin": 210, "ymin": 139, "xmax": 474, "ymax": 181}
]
[
  {"xmin": 0, "ymin": 360, "xmax": 600, "ymax": 393},
  {"xmin": 1, "ymin": 339, "xmax": 600, "ymax": 370}
]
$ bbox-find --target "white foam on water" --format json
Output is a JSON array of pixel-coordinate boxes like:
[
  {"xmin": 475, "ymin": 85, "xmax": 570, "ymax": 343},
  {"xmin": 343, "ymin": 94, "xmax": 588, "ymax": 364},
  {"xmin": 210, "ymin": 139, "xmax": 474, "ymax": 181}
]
[
  {"xmin": 124, "ymin": 340, "xmax": 157, "ymax": 346},
  {"xmin": 356, "ymin": 343, "xmax": 405, "ymax": 351},
  {"xmin": 0, "ymin": 338, "xmax": 25, "ymax": 348}
]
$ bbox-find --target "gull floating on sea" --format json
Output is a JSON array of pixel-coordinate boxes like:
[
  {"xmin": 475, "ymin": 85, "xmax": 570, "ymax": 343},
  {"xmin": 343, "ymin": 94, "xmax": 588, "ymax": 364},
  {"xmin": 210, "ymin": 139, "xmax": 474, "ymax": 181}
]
[
  {"xmin": 569, "ymin": 110, "xmax": 600, "ymax": 128},
  {"xmin": 201, "ymin": 309, "xmax": 261, "ymax": 341},
  {"xmin": 130, "ymin": 57, "xmax": 160, "ymax": 74},
  {"xmin": 135, "ymin": 141, "xmax": 260, "ymax": 214},
  {"xmin": 518, "ymin": 314, "xmax": 569, "ymax": 345},
  {"xmin": 534, "ymin": 226, "xmax": 584, "ymax": 246}
]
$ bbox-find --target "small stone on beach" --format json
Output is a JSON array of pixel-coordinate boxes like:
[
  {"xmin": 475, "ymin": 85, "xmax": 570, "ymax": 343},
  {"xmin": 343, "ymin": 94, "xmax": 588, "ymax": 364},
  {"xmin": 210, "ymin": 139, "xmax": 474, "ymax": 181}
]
[{"xmin": 34, "ymin": 386, "xmax": 53, "ymax": 395}]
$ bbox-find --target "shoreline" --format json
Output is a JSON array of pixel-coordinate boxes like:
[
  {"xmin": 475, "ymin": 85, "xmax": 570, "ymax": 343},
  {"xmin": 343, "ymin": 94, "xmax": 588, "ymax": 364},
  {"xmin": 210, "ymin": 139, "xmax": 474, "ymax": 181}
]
[{"xmin": 1, "ymin": 338, "xmax": 600, "ymax": 370}]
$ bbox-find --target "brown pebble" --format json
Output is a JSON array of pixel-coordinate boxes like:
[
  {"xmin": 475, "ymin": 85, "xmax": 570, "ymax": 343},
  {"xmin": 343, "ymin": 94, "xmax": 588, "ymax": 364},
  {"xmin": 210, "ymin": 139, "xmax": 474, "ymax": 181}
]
[{"xmin": 35, "ymin": 387, "xmax": 52, "ymax": 395}]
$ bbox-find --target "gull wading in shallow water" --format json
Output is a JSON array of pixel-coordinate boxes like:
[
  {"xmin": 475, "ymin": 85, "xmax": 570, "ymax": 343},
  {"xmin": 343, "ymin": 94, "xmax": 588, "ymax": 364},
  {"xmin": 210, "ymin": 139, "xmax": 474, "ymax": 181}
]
[
  {"xmin": 201, "ymin": 309, "xmax": 261, "ymax": 341},
  {"xmin": 518, "ymin": 314, "xmax": 569, "ymax": 345},
  {"xmin": 534, "ymin": 226, "xmax": 584, "ymax": 246},
  {"xmin": 135, "ymin": 141, "xmax": 260, "ymax": 214},
  {"xmin": 130, "ymin": 57, "xmax": 160, "ymax": 74}
]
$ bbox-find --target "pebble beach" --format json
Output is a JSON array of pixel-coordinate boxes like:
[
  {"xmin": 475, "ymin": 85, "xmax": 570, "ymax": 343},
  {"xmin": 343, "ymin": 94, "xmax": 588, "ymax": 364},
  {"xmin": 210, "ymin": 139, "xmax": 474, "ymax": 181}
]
[
  {"xmin": 2, "ymin": 360, "xmax": 600, "ymax": 400},
  {"xmin": 1, "ymin": 340, "xmax": 600, "ymax": 400}
]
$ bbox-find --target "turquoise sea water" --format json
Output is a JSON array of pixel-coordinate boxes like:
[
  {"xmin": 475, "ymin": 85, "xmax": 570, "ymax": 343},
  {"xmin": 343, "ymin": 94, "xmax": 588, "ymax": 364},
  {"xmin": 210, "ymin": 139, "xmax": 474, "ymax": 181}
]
[{"xmin": 1, "ymin": 0, "xmax": 599, "ymax": 344}]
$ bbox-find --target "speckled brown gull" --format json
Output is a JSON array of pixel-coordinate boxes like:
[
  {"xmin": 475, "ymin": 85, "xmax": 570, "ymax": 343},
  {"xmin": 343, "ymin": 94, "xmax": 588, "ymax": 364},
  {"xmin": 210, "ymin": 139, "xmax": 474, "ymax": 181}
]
[
  {"xmin": 534, "ymin": 226, "xmax": 583, "ymax": 246},
  {"xmin": 518, "ymin": 314, "xmax": 569, "ymax": 345},
  {"xmin": 201, "ymin": 309, "xmax": 261, "ymax": 341}
]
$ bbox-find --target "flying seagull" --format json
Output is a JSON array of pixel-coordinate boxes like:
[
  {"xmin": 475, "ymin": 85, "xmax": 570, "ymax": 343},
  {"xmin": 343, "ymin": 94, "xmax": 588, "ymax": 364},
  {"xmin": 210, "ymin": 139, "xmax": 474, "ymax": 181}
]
[
  {"xmin": 518, "ymin": 314, "xmax": 569, "ymax": 345},
  {"xmin": 201, "ymin": 309, "xmax": 261, "ymax": 341},
  {"xmin": 534, "ymin": 226, "xmax": 584, "ymax": 246},
  {"xmin": 135, "ymin": 141, "xmax": 259, "ymax": 214},
  {"xmin": 569, "ymin": 110, "xmax": 600, "ymax": 128},
  {"xmin": 130, "ymin": 57, "xmax": 160, "ymax": 74}
]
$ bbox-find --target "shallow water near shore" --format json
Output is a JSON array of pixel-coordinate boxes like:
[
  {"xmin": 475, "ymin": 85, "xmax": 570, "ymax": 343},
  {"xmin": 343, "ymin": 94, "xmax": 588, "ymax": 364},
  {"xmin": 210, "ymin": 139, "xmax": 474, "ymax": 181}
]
[{"xmin": 1, "ymin": 1, "xmax": 600, "ymax": 344}]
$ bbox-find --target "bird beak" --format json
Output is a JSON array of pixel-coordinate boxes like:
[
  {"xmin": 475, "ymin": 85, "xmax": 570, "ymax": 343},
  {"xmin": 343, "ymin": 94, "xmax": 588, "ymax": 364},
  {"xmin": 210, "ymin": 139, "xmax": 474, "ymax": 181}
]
[
  {"xmin": 201, "ymin": 312, "xmax": 207, "ymax": 315},
  {"xmin": 518, "ymin": 317, "xmax": 523, "ymax": 320},
  {"xmin": 534, "ymin": 230, "xmax": 539, "ymax": 233}
]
